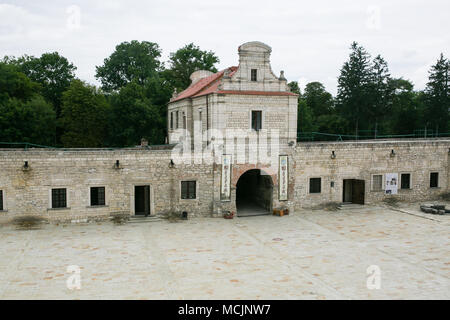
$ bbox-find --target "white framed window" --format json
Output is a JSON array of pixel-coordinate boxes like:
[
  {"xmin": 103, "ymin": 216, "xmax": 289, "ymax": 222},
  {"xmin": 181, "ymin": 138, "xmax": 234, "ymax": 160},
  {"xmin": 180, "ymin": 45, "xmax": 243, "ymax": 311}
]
[
  {"xmin": 309, "ymin": 177, "xmax": 322, "ymax": 194},
  {"xmin": 180, "ymin": 180, "xmax": 197, "ymax": 200},
  {"xmin": 251, "ymin": 69, "xmax": 257, "ymax": 81},
  {"xmin": 400, "ymin": 173, "xmax": 411, "ymax": 189},
  {"xmin": 430, "ymin": 172, "xmax": 439, "ymax": 188},
  {"xmin": 251, "ymin": 110, "xmax": 262, "ymax": 131},
  {"xmin": 90, "ymin": 186, "xmax": 106, "ymax": 206},
  {"xmin": 371, "ymin": 174, "xmax": 383, "ymax": 191},
  {"xmin": 51, "ymin": 188, "xmax": 67, "ymax": 209}
]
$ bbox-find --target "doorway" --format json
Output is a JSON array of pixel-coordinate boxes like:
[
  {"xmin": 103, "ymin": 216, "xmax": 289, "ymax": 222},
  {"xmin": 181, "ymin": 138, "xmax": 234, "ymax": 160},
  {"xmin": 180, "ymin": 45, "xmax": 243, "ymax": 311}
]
[
  {"xmin": 135, "ymin": 185, "xmax": 150, "ymax": 216},
  {"xmin": 343, "ymin": 179, "xmax": 365, "ymax": 205},
  {"xmin": 236, "ymin": 169, "xmax": 273, "ymax": 217}
]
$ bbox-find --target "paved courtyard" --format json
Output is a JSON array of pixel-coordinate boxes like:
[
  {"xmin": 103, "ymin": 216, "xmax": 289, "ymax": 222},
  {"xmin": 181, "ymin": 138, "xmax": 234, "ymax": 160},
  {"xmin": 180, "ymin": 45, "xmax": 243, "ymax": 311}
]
[{"xmin": 0, "ymin": 204, "xmax": 449, "ymax": 300}]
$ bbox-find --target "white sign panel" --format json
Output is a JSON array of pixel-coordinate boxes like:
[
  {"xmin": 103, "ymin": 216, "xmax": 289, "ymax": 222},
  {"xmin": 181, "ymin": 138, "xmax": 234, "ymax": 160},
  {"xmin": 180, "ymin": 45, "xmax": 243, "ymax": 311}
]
[
  {"xmin": 221, "ymin": 155, "xmax": 232, "ymax": 201},
  {"xmin": 279, "ymin": 155, "xmax": 289, "ymax": 201},
  {"xmin": 385, "ymin": 173, "xmax": 398, "ymax": 195}
]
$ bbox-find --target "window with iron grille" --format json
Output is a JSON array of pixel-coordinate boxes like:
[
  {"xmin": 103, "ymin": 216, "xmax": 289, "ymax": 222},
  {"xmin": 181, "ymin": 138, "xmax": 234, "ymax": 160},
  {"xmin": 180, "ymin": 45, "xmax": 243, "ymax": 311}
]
[
  {"xmin": 372, "ymin": 175, "xmax": 383, "ymax": 191},
  {"xmin": 401, "ymin": 174, "xmax": 411, "ymax": 189},
  {"xmin": 430, "ymin": 172, "xmax": 439, "ymax": 188},
  {"xmin": 90, "ymin": 187, "xmax": 105, "ymax": 206},
  {"xmin": 251, "ymin": 69, "xmax": 257, "ymax": 81},
  {"xmin": 52, "ymin": 188, "xmax": 67, "ymax": 208},
  {"xmin": 252, "ymin": 111, "xmax": 262, "ymax": 131},
  {"xmin": 176, "ymin": 111, "xmax": 179, "ymax": 129},
  {"xmin": 181, "ymin": 181, "xmax": 196, "ymax": 199},
  {"xmin": 0, "ymin": 190, "xmax": 3, "ymax": 211},
  {"xmin": 309, "ymin": 178, "xmax": 321, "ymax": 193}
]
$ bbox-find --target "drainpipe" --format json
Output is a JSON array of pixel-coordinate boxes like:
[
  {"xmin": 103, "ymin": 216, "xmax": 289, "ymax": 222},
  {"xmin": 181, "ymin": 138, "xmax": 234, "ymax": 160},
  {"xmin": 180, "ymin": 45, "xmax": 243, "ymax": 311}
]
[{"xmin": 206, "ymin": 95, "xmax": 209, "ymax": 144}]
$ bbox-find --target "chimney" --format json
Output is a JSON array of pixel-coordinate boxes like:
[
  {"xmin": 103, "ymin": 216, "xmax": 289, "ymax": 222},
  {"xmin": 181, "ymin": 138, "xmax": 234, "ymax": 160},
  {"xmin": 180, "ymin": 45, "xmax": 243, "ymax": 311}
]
[{"xmin": 189, "ymin": 70, "xmax": 214, "ymax": 86}]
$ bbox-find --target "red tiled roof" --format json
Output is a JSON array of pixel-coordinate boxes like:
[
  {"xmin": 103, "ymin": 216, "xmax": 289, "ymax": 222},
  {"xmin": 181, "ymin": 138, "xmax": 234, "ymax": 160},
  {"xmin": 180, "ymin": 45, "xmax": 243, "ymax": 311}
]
[
  {"xmin": 170, "ymin": 66, "xmax": 297, "ymax": 102},
  {"xmin": 170, "ymin": 67, "xmax": 237, "ymax": 102},
  {"xmin": 215, "ymin": 90, "xmax": 297, "ymax": 97}
]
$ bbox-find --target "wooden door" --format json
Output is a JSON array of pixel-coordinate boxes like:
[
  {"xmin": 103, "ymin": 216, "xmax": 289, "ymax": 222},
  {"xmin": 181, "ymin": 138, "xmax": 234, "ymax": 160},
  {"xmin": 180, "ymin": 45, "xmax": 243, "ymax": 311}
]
[{"xmin": 352, "ymin": 180, "xmax": 365, "ymax": 205}]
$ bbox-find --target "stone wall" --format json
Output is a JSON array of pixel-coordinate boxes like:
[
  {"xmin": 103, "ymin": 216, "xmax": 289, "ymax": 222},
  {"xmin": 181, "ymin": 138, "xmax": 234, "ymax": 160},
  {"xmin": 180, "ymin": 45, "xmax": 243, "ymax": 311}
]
[
  {"xmin": 0, "ymin": 147, "xmax": 213, "ymax": 222},
  {"xmin": 0, "ymin": 139, "xmax": 448, "ymax": 222},
  {"xmin": 292, "ymin": 139, "xmax": 450, "ymax": 209}
]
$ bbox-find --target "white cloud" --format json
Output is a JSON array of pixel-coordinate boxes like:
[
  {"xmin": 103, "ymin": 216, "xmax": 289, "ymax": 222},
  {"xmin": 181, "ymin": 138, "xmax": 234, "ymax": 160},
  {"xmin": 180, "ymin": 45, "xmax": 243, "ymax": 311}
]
[{"xmin": 1, "ymin": 0, "xmax": 448, "ymax": 94}]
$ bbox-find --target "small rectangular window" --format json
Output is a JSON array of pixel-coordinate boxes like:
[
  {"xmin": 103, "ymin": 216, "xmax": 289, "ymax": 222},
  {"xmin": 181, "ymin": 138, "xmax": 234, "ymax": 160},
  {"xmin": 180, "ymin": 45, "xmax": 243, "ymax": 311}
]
[
  {"xmin": 181, "ymin": 181, "xmax": 196, "ymax": 199},
  {"xmin": 176, "ymin": 111, "xmax": 179, "ymax": 129},
  {"xmin": 251, "ymin": 69, "xmax": 257, "ymax": 81},
  {"xmin": 52, "ymin": 188, "xmax": 67, "ymax": 208},
  {"xmin": 309, "ymin": 178, "xmax": 321, "ymax": 193},
  {"xmin": 90, "ymin": 187, "xmax": 105, "ymax": 206},
  {"xmin": 0, "ymin": 190, "xmax": 3, "ymax": 211},
  {"xmin": 252, "ymin": 111, "xmax": 262, "ymax": 131},
  {"xmin": 183, "ymin": 112, "xmax": 186, "ymax": 129},
  {"xmin": 430, "ymin": 172, "xmax": 439, "ymax": 188},
  {"xmin": 401, "ymin": 174, "xmax": 411, "ymax": 189},
  {"xmin": 372, "ymin": 175, "xmax": 383, "ymax": 191},
  {"xmin": 170, "ymin": 112, "xmax": 174, "ymax": 130}
]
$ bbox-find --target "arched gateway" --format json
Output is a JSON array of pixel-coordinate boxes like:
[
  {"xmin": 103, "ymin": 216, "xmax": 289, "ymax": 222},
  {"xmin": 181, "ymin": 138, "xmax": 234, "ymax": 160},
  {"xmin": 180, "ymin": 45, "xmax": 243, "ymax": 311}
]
[{"xmin": 236, "ymin": 169, "xmax": 273, "ymax": 217}]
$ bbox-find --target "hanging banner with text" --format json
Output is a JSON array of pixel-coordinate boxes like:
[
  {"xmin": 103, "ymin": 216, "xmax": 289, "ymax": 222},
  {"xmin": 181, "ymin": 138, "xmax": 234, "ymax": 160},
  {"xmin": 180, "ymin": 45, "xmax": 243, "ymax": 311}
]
[
  {"xmin": 385, "ymin": 173, "xmax": 398, "ymax": 195},
  {"xmin": 279, "ymin": 155, "xmax": 289, "ymax": 201},
  {"xmin": 221, "ymin": 154, "xmax": 232, "ymax": 201}
]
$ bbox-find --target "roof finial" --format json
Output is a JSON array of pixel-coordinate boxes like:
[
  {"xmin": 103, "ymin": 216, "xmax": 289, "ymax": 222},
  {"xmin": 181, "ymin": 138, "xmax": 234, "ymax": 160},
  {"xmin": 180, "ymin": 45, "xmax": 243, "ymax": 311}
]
[{"xmin": 171, "ymin": 88, "xmax": 178, "ymax": 99}]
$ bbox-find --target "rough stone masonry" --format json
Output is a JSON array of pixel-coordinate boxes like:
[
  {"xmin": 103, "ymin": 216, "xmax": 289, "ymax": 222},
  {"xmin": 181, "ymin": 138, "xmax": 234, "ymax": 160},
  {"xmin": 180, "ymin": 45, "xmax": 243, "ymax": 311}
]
[{"xmin": 0, "ymin": 41, "xmax": 449, "ymax": 222}]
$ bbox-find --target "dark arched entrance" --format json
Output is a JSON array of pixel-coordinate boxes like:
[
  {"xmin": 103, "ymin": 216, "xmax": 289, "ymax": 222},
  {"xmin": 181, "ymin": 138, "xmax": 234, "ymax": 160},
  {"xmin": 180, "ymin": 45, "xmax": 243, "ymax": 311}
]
[{"xmin": 236, "ymin": 169, "xmax": 273, "ymax": 217}]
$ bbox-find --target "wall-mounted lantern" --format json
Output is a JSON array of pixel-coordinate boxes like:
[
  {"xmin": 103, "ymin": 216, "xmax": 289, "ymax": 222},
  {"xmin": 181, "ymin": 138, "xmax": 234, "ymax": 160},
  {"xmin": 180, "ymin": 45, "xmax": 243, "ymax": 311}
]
[
  {"xmin": 169, "ymin": 159, "xmax": 175, "ymax": 168},
  {"xmin": 114, "ymin": 160, "xmax": 122, "ymax": 169},
  {"xmin": 22, "ymin": 161, "xmax": 30, "ymax": 171},
  {"xmin": 331, "ymin": 151, "xmax": 336, "ymax": 159},
  {"xmin": 390, "ymin": 149, "xmax": 396, "ymax": 157}
]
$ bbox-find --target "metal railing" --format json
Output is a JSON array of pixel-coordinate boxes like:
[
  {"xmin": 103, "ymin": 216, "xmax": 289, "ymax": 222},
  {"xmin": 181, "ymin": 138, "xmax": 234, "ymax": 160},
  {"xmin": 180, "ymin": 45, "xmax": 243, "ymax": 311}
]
[
  {"xmin": 297, "ymin": 131, "xmax": 450, "ymax": 142},
  {"xmin": 0, "ymin": 142, "xmax": 175, "ymax": 150}
]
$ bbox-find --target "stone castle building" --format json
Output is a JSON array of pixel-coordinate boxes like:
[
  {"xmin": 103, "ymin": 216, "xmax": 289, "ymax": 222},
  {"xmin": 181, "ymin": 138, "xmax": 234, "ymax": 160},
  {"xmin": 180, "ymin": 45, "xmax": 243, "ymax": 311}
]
[{"xmin": 0, "ymin": 41, "xmax": 449, "ymax": 222}]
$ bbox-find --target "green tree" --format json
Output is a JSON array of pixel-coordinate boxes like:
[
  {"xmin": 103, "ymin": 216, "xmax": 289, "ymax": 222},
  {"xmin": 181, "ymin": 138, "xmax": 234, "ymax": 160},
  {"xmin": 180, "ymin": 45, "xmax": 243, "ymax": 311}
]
[
  {"xmin": 8, "ymin": 52, "xmax": 76, "ymax": 116},
  {"xmin": 288, "ymin": 81, "xmax": 301, "ymax": 95},
  {"xmin": 316, "ymin": 114, "xmax": 348, "ymax": 134},
  {"xmin": 0, "ymin": 97, "xmax": 56, "ymax": 145},
  {"xmin": 386, "ymin": 78, "xmax": 422, "ymax": 135},
  {"xmin": 424, "ymin": 53, "xmax": 449, "ymax": 133},
  {"xmin": 297, "ymin": 99, "xmax": 317, "ymax": 133},
  {"xmin": 336, "ymin": 42, "xmax": 373, "ymax": 135},
  {"xmin": 60, "ymin": 80, "xmax": 110, "ymax": 147},
  {"xmin": 303, "ymin": 82, "xmax": 334, "ymax": 117},
  {"xmin": 96, "ymin": 40, "xmax": 163, "ymax": 92},
  {"xmin": 0, "ymin": 62, "xmax": 56, "ymax": 145},
  {"xmin": 367, "ymin": 55, "xmax": 393, "ymax": 134},
  {"xmin": 108, "ymin": 81, "xmax": 164, "ymax": 147},
  {"xmin": 165, "ymin": 43, "xmax": 219, "ymax": 91},
  {"xmin": 0, "ymin": 62, "xmax": 40, "ymax": 101}
]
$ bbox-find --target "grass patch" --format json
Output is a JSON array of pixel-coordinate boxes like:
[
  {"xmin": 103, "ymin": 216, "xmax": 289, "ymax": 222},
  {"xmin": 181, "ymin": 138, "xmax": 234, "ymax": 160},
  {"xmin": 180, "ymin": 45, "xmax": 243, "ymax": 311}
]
[
  {"xmin": 12, "ymin": 215, "xmax": 47, "ymax": 230},
  {"xmin": 162, "ymin": 211, "xmax": 183, "ymax": 223},
  {"xmin": 110, "ymin": 212, "xmax": 130, "ymax": 225},
  {"xmin": 439, "ymin": 192, "xmax": 450, "ymax": 201},
  {"xmin": 383, "ymin": 197, "xmax": 400, "ymax": 208},
  {"xmin": 312, "ymin": 202, "xmax": 340, "ymax": 211}
]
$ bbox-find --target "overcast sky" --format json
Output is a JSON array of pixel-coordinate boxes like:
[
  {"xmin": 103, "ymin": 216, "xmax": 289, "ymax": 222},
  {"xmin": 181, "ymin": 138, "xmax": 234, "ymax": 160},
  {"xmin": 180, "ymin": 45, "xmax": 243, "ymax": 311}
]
[{"xmin": 1, "ymin": 0, "xmax": 448, "ymax": 95}]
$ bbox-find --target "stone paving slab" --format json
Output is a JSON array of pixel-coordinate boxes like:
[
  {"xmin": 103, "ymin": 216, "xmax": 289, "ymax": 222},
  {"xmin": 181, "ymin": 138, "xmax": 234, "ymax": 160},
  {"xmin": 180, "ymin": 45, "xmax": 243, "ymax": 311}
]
[{"xmin": 0, "ymin": 206, "xmax": 449, "ymax": 300}]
